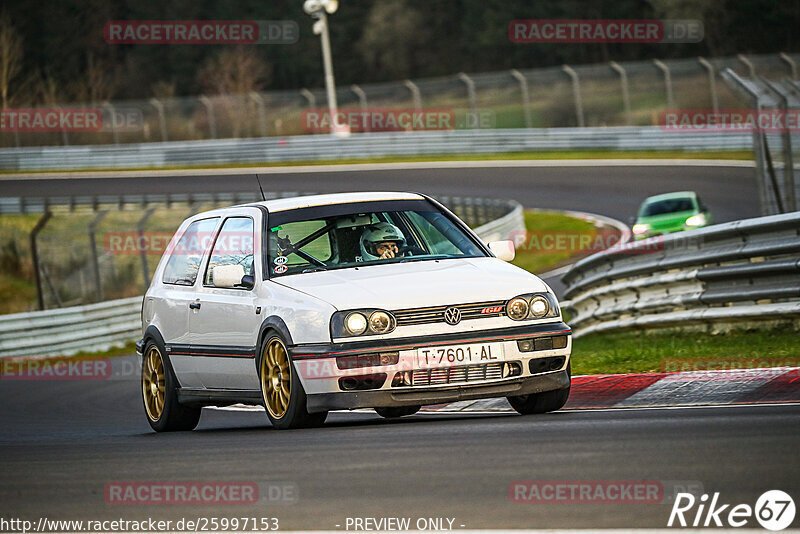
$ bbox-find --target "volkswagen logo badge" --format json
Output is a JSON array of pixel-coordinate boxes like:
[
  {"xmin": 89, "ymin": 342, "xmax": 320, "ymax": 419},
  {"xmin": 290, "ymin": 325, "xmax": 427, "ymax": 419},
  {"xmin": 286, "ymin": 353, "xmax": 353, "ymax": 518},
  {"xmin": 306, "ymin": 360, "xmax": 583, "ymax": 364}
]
[{"xmin": 444, "ymin": 307, "xmax": 462, "ymax": 325}]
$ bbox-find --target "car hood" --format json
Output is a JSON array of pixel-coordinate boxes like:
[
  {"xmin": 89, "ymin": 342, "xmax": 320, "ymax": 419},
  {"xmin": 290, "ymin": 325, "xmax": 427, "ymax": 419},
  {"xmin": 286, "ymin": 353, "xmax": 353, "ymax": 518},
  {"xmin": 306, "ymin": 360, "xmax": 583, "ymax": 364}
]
[
  {"xmin": 272, "ymin": 257, "xmax": 548, "ymax": 310},
  {"xmin": 638, "ymin": 210, "xmax": 697, "ymax": 231}
]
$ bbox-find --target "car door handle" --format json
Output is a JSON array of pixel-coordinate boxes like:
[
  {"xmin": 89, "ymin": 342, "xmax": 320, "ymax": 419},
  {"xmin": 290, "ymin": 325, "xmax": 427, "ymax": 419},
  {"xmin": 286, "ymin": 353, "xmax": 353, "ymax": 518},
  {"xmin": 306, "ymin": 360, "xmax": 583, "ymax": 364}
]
[{"xmin": 189, "ymin": 302, "xmax": 201, "ymax": 310}]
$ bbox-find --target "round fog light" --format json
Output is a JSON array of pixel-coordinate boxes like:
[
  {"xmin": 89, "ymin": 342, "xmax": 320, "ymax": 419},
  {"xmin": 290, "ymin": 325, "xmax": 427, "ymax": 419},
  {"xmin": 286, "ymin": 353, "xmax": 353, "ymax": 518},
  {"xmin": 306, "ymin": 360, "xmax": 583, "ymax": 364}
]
[
  {"xmin": 507, "ymin": 298, "xmax": 529, "ymax": 321},
  {"xmin": 345, "ymin": 312, "xmax": 367, "ymax": 335},
  {"xmin": 529, "ymin": 296, "xmax": 549, "ymax": 318},
  {"xmin": 369, "ymin": 311, "xmax": 394, "ymax": 334}
]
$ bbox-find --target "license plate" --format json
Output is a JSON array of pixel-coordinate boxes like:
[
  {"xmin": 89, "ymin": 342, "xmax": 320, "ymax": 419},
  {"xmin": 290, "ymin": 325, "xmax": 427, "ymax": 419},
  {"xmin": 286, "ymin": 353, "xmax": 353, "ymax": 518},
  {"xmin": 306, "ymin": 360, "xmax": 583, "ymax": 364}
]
[{"xmin": 417, "ymin": 342, "xmax": 505, "ymax": 369}]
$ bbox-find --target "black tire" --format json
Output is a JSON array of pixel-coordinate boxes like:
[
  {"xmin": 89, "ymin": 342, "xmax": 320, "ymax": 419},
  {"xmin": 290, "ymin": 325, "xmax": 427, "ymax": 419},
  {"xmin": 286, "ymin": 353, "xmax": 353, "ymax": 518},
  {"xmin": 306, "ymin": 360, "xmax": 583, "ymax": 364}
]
[
  {"xmin": 141, "ymin": 340, "xmax": 201, "ymax": 432},
  {"xmin": 507, "ymin": 363, "xmax": 571, "ymax": 415},
  {"xmin": 259, "ymin": 333, "xmax": 328, "ymax": 430},
  {"xmin": 375, "ymin": 405, "xmax": 421, "ymax": 419}
]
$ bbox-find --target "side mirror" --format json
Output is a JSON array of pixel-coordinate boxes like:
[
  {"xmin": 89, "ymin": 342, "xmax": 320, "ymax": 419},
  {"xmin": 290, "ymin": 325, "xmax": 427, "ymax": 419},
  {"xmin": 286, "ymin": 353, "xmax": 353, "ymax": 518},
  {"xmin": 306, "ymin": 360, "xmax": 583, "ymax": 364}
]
[
  {"xmin": 627, "ymin": 216, "xmax": 636, "ymax": 226},
  {"xmin": 488, "ymin": 240, "xmax": 515, "ymax": 262},
  {"xmin": 212, "ymin": 264, "xmax": 247, "ymax": 288}
]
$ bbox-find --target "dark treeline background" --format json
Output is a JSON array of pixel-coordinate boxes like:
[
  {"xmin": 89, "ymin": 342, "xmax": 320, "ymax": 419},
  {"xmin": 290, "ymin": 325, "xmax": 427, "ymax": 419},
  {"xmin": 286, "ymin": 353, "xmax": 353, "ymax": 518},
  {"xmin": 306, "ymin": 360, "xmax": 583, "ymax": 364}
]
[{"xmin": 2, "ymin": 0, "xmax": 799, "ymax": 104}]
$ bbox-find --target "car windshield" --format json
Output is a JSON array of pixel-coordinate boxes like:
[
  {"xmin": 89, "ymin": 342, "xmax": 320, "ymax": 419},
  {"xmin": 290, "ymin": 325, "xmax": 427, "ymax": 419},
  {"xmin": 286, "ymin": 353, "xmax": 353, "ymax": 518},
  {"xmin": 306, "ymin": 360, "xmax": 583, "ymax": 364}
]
[
  {"xmin": 641, "ymin": 197, "xmax": 696, "ymax": 217},
  {"xmin": 266, "ymin": 200, "xmax": 486, "ymax": 277}
]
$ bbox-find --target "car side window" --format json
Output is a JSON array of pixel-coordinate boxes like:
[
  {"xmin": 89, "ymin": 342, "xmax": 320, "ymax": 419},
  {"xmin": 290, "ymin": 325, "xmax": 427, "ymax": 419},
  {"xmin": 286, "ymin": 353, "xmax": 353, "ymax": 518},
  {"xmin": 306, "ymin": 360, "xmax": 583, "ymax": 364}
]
[
  {"xmin": 162, "ymin": 218, "xmax": 219, "ymax": 285},
  {"xmin": 204, "ymin": 217, "xmax": 255, "ymax": 286}
]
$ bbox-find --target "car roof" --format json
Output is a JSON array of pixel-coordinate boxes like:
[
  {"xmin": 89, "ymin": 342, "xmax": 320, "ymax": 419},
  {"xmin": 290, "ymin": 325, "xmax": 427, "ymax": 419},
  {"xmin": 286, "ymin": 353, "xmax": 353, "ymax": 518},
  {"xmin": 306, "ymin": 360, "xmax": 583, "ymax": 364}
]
[
  {"xmin": 251, "ymin": 191, "xmax": 425, "ymax": 212},
  {"xmin": 643, "ymin": 191, "xmax": 697, "ymax": 203}
]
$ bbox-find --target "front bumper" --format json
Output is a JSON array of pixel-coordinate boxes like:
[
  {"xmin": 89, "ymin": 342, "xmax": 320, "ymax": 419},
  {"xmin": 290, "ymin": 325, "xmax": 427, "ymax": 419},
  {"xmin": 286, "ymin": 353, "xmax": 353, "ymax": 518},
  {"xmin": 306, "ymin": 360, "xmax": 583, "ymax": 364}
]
[
  {"xmin": 290, "ymin": 321, "xmax": 572, "ymax": 413},
  {"xmin": 306, "ymin": 369, "xmax": 569, "ymax": 412}
]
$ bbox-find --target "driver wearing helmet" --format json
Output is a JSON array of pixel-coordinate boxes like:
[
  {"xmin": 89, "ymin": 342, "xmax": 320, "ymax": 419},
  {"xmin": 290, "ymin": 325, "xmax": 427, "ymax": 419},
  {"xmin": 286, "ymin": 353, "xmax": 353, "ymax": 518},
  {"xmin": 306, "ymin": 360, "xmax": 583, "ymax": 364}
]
[{"xmin": 359, "ymin": 222, "xmax": 406, "ymax": 261}]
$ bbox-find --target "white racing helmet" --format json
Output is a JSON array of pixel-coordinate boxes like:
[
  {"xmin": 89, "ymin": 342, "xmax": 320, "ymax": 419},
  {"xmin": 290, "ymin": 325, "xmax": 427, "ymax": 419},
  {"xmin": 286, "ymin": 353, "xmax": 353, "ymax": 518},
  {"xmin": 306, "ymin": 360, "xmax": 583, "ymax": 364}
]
[{"xmin": 360, "ymin": 222, "xmax": 406, "ymax": 260}]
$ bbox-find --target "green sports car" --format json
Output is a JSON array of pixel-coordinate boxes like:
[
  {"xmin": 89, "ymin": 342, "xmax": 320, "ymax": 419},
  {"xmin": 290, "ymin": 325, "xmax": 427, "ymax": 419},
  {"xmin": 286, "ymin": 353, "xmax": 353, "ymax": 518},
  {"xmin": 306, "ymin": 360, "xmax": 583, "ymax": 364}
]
[{"xmin": 632, "ymin": 191, "xmax": 712, "ymax": 240}]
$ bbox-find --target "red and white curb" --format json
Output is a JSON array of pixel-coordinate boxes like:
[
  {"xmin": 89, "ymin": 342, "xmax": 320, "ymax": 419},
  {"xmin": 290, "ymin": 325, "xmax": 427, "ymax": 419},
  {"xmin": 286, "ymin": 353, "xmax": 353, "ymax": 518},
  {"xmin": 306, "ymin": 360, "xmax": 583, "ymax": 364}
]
[
  {"xmin": 208, "ymin": 367, "xmax": 799, "ymax": 414},
  {"xmin": 420, "ymin": 367, "xmax": 800, "ymax": 413}
]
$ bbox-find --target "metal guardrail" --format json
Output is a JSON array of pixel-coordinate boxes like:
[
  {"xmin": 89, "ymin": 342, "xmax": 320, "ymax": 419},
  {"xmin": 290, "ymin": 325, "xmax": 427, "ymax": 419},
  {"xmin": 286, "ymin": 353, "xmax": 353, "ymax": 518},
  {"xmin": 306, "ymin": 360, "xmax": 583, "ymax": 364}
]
[
  {"xmin": 561, "ymin": 211, "xmax": 800, "ymax": 337},
  {"xmin": 0, "ymin": 127, "xmax": 752, "ymax": 171},
  {"xmin": 0, "ymin": 198, "xmax": 523, "ymax": 358}
]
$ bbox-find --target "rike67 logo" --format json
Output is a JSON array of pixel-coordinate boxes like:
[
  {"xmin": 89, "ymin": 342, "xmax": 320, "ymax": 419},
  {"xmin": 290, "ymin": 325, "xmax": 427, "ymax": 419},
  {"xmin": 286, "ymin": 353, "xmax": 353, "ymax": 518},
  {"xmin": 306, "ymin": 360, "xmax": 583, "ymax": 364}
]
[{"xmin": 668, "ymin": 490, "xmax": 795, "ymax": 530}]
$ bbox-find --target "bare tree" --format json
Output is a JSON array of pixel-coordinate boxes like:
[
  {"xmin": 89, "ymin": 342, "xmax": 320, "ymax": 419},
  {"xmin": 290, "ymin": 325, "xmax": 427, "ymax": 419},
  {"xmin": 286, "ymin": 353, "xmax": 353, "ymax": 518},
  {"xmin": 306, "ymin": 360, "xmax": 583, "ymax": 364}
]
[
  {"xmin": 198, "ymin": 47, "xmax": 271, "ymax": 137},
  {"xmin": 0, "ymin": 11, "xmax": 23, "ymax": 109}
]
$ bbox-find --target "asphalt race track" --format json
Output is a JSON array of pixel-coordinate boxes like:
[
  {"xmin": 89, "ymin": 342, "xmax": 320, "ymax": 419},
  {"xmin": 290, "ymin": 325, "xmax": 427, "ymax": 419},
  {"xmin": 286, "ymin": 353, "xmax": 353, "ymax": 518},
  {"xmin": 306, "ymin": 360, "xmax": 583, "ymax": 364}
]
[
  {"xmin": 3, "ymin": 162, "xmax": 794, "ymax": 531},
  {"xmin": 1, "ymin": 356, "xmax": 799, "ymax": 530},
  {"xmin": 0, "ymin": 162, "xmax": 758, "ymax": 223}
]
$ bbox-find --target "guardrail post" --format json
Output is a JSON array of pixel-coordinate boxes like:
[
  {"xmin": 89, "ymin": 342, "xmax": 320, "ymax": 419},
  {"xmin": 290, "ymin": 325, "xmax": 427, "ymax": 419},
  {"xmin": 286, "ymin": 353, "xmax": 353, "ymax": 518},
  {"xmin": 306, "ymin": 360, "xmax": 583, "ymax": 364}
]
[
  {"xmin": 510, "ymin": 69, "xmax": 533, "ymax": 128},
  {"xmin": 698, "ymin": 57, "xmax": 719, "ymax": 113},
  {"xmin": 561, "ymin": 65, "xmax": 585, "ymax": 127},
  {"xmin": 249, "ymin": 92, "xmax": 269, "ymax": 137},
  {"xmin": 199, "ymin": 96, "xmax": 217, "ymax": 139},
  {"xmin": 137, "ymin": 207, "xmax": 157, "ymax": 290},
  {"xmin": 760, "ymin": 78, "xmax": 796, "ymax": 212},
  {"xmin": 350, "ymin": 84, "xmax": 369, "ymax": 132},
  {"xmin": 30, "ymin": 211, "xmax": 53, "ymax": 310},
  {"xmin": 653, "ymin": 59, "xmax": 675, "ymax": 110},
  {"xmin": 458, "ymin": 72, "xmax": 478, "ymax": 128},
  {"xmin": 103, "ymin": 102, "xmax": 119, "ymax": 144},
  {"xmin": 300, "ymin": 88, "xmax": 316, "ymax": 108},
  {"xmin": 609, "ymin": 61, "xmax": 632, "ymax": 126},
  {"xmin": 88, "ymin": 211, "xmax": 109, "ymax": 302},
  {"xmin": 404, "ymin": 80, "xmax": 422, "ymax": 111},
  {"xmin": 779, "ymin": 52, "xmax": 798, "ymax": 80},
  {"xmin": 149, "ymin": 98, "xmax": 168, "ymax": 142},
  {"xmin": 738, "ymin": 54, "xmax": 757, "ymax": 78}
]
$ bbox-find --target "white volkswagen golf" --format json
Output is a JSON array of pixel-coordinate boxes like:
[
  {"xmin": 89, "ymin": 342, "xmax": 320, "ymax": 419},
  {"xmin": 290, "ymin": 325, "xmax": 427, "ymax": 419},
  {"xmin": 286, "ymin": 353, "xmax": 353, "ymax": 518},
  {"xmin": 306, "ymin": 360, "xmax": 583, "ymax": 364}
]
[{"xmin": 137, "ymin": 192, "xmax": 572, "ymax": 431}]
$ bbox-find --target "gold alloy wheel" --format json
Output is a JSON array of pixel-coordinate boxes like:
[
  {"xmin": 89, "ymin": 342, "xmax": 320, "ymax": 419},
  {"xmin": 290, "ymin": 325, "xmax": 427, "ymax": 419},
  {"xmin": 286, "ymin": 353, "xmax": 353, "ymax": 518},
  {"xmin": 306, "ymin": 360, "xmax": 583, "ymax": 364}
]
[
  {"xmin": 142, "ymin": 345, "xmax": 166, "ymax": 421},
  {"xmin": 261, "ymin": 338, "xmax": 291, "ymax": 419}
]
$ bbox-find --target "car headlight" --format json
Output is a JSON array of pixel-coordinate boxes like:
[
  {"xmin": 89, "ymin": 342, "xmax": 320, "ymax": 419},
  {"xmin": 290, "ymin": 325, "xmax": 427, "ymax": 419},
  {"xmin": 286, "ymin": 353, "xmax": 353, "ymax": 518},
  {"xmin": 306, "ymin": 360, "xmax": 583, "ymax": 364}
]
[
  {"xmin": 506, "ymin": 293, "xmax": 560, "ymax": 321},
  {"xmin": 332, "ymin": 309, "xmax": 397, "ymax": 338},
  {"xmin": 369, "ymin": 311, "xmax": 395, "ymax": 334},
  {"xmin": 506, "ymin": 298, "xmax": 530, "ymax": 321},
  {"xmin": 345, "ymin": 312, "xmax": 368, "ymax": 335},
  {"xmin": 632, "ymin": 223, "xmax": 650, "ymax": 235},
  {"xmin": 685, "ymin": 214, "xmax": 706, "ymax": 226},
  {"xmin": 529, "ymin": 295, "xmax": 550, "ymax": 318}
]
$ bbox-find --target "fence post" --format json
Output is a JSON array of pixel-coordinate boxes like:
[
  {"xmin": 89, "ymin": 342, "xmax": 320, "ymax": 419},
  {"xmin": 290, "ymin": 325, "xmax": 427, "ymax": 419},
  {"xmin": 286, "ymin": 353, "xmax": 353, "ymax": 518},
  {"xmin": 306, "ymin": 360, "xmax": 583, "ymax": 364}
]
[
  {"xmin": 779, "ymin": 52, "xmax": 797, "ymax": 80},
  {"xmin": 149, "ymin": 98, "xmax": 168, "ymax": 142},
  {"xmin": 199, "ymin": 96, "xmax": 217, "ymax": 139},
  {"xmin": 510, "ymin": 69, "xmax": 532, "ymax": 128},
  {"xmin": 249, "ymin": 92, "xmax": 269, "ymax": 137},
  {"xmin": 404, "ymin": 80, "xmax": 422, "ymax": 111},
  {"xmin": 653, "ymin": 59, "xmax": 675, "ymax": 110},
  {"xmin": 30, "ymin": 211, "xmax": 53, "ymax": 310},
  {"xmin": 350, "ymin": 84, "xmax": 369, "ymax": 132},
  {"xmin": 58, "ymin": 105, "xmax": 69, "ymax": 146},
  {"xmin": 103, "ymin": 102, "xmax": 119, "ymax": 144},
  {"xmin": 721, "ymin": 68, "xmax": 770, "ymax": 215},
  {"xmin": 88, "ymin": 211, "xmax": 109, "ymax": 302},
  {"xmin": 458, "ymin": 72, "xmax": 478, "ymax": 128},
  {"xmin": 561, "ymin": 65, "xmax": 585, "ymax": 127},
  {"xmin": 737, "ymin": 54, "xmax": 757, "ymax": 78},
  {"xmin": 760, "ymin": 78, "xmax": 796, "ymax": 212},
  {"xmin": 698, "ymin": 57, "xmax": 719, "ymax": 113},
  {"xmin": 137, "ymin": 207, "xmax": 157, "ymax": 290},
  {"xmin": 609, "ymin": 61, "xmax": 632, "ymax": 126},
  {"xmin": 300, "ymin": 88, "xmax": 316, "ymax": 108}
]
